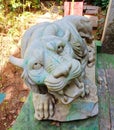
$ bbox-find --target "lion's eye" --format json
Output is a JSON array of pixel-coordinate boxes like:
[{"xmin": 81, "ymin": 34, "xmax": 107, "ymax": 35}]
[
  {"xmin": 32, "ymin": 62, "xmax": 42, "ymax": 70},
  {"xmin": 57, "ymin": 45, "xmax": 64, "ymax": 54}
]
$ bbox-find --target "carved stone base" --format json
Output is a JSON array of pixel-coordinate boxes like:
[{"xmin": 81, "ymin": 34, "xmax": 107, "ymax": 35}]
[{"xmin": 49, "ymin": 100, "xmax": 98, "ymax": 121}]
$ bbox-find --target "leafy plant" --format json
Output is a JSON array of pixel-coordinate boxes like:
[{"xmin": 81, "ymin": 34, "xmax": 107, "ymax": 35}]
[
  {"xmin": 102, "ymin": 0, "xmax": 109, "ymax": 9},
  {"xmin": 0, "ymin": 0, "xmax": 41, "ymax": 13},
  {"xmin": 93, "ymin": 0, "xmax": 109, "ymax": 9}
]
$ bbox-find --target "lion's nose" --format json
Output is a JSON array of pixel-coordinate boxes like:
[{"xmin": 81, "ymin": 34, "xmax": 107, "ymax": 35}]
[{"xmin": 53, "ymin": 63, "xmax": 72, "ymax": 78}]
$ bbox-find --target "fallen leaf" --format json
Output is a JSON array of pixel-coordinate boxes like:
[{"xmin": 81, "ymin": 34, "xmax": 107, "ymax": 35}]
[{"xmin": 20, "ymin": 97, "xmax": 26, "ymax": 103}]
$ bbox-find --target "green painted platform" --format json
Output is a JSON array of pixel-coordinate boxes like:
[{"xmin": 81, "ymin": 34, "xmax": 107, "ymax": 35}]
[
  {"xmin": 12, "ymin": 92, "xmax": 98, "ymax": 130},
  {"xmin": 12, "ymin": 41, "xmax": 114, "ymax": 130}
]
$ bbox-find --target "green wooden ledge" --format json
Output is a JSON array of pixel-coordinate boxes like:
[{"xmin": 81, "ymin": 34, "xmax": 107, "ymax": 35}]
[
  {"xmin": 12, "ymin": 41, "xmax": 114, "ymax": 130},
  {"xmin": 12, "ymin": 92, "xmax": 98, "ymax": 130}
]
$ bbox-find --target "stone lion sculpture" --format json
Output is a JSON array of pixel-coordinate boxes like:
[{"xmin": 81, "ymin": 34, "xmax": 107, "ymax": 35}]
[{"xmin": 10, "ymin": 15, "xmax": 97, "ymax": 121}]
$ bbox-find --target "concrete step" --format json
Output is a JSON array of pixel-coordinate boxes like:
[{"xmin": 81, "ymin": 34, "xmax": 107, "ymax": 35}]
[
  {"xmin": 84, "ymin": 15, "xmax": 98, "ymax": 28},
  {"xmin": 84, "ymin": 5, "xmax": 101, "ymax": 15}
]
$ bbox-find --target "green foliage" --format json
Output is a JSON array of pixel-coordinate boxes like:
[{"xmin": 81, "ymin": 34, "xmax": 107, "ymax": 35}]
[
  {"xmin": 0, "ymin": 10, "xmax": 37, "ymax": 43},
  {"xmin": 56, "ymin": 0, "xmax": 62, "ymax": 3},
  {"xmin": 0, "ymin": 0, "xmax": 64, "ymax": 13},
  {"xmin": 0, "ymin": 0, "xmax": 41, "ymax": 13},
  {"xmin": 102, "ymin": 0, "xmax": 109, "ymax": 9},
  {"xmin": 93, "ymin": 0, "xmax": 109, "ymax": 9},
  {"xmin": 0, "ymin": 0, "xmax": 64, "ymax": 46}
]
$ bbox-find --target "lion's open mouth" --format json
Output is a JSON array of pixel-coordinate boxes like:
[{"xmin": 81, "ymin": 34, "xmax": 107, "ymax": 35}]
[
  {"xmin": 24, "ymin": 72, "xmax": 84, "ymax": 104},
  {"xmin": 45, "ymin": 74, "xmax": 84, "ymax": 103},
  {"xmin": 46, "ymin": 80, "xmax": 84, "ymax": 104}
]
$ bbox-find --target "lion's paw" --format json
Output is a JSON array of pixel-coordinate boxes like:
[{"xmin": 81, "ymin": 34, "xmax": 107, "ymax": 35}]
[{"xmin": 33, "ymin": 93, "xmax": 55, "ymax": 120}]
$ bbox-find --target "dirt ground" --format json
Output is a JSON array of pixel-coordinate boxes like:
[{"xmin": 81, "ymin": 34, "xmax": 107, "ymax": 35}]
[
  {"xmin": 0, "ymin": 51, "xmax": 29, "ymax": 130},
  {"xmin": 0, "ymin": 7, "xmax": 106, "ymax": 130}
]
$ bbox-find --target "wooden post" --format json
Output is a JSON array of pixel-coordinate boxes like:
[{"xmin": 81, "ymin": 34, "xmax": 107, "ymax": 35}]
[
  {"xmin": 101, "ymin": 0, "xmax": 112, "ymax": 42},
  {"xmin": 101, "ymin": 0, "xmax": 114, "ymax": 53},
  {"xmin": 73, "ymin": 1, "xmax": 83, "ymax": 16},
  {"xmin": 64, "ymin": 0, "xmax": 84, "ymax": 16},
  {"xmin": 64, "ymin": 2, "xmax": 71, "ymax": 16}
]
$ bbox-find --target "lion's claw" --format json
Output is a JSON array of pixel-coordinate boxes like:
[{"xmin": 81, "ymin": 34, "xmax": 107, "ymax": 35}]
[{"xmin": 33, "ymin": 93, "xmax": 55, "ymax": 120}]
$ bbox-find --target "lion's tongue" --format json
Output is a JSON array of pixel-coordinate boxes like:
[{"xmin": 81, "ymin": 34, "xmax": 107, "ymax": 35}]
[{"xmin": 61, "ymin": 82, "xmax": 84, "ymax": 104}]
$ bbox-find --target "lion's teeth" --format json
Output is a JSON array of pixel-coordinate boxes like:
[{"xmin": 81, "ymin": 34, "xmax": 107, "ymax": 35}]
[{"xmin": 63, "ymin": 95, "xmax": 68, "ymax": 102}]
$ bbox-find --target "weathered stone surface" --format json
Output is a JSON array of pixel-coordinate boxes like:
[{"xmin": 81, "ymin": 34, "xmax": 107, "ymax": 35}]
[
  {"xmin": 10, "ymin": 15, "xmax": 98, "ymax": 121},
  {"xmin": 47, "ymin": 64, "xmax": 98, "ymax": 121}
]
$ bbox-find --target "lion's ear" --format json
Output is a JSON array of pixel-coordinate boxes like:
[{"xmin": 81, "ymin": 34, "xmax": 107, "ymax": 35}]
[
  {"xmin": 9, "ymin": 56, "xmax": 24, "ymax": 68},
  {"xmin": 63, "ymin": 30, "xmax": 71, "ymax": 41}
]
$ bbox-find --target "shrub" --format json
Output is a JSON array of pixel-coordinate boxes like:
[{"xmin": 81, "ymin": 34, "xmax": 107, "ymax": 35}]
[{"xmin": 93, "ymin": 0, "xmax": 109, "ymax": 9}]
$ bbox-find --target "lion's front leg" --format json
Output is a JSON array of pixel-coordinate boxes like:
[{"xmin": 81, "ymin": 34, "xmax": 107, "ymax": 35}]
[{"xmin": 33, "ymin": 93, "xmax": 55, "ymax": 120}]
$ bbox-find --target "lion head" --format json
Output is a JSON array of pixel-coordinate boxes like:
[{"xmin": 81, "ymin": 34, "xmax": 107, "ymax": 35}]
[{"xmin": 10, "ymin": 16, "xmax": 90, "ymax": 104}]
